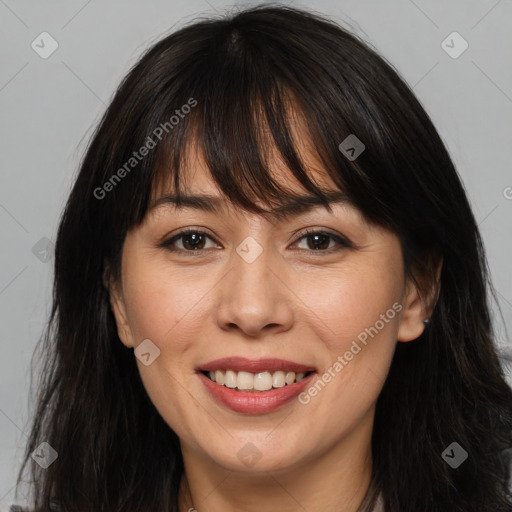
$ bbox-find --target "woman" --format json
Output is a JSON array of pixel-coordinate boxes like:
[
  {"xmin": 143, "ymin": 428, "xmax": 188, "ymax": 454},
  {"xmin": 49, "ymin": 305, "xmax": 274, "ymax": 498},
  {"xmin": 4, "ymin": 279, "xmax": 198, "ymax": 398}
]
[{"xmin": 14, "ymin": 5, "xmax": 512, "ymax": 512}]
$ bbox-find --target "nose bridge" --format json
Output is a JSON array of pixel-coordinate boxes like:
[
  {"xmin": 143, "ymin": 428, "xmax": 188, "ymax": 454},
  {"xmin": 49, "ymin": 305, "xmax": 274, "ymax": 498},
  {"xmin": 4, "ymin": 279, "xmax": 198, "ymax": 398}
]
[
  {"xmin": 214, "ymin": 232, "xmax": 293, "ymax": 336},
  {"xmin": 229, "ymin": 213, "xmax": 276, "ymax": 287},
  {"xmin": 234, "ymin": 234, "xmax": 271, "ymax": 295}
]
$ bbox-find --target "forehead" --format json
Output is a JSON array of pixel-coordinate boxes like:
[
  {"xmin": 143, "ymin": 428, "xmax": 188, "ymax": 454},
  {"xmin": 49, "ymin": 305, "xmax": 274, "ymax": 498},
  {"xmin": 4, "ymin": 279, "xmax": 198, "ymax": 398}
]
[
  {"xmin": 146, "ymin": 142, "xmax": 375, "ymax": 232},
  {"xmin": 151, "ymin": 135, "xmax": 340, "ymax": 211},
  {"xmin": 151, "ymin": 154, "xmax": 349, "ymax": 233}
]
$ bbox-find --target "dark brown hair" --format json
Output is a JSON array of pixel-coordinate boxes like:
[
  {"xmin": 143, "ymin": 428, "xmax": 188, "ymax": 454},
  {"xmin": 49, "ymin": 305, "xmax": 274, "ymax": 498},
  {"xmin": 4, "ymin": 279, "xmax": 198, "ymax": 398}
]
[{"xmin": 15, "ymin": 4, "xmax": 512, "ymax": 511}]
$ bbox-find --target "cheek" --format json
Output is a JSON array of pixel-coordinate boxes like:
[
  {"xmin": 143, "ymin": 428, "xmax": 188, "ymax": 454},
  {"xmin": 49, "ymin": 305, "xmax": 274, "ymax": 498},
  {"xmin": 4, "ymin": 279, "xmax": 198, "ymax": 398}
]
[
  {"xmin": 121, "ymin": 255, "xmax": 212, "ymax": 346},
  {"xmin": 296, "ymin": 256, "xmax": 404, "ymax": 422},
  {"xmin": 296, "ymin": 266, "xmax": 402, "ymax": 422},
  {"xmin": 120, "ymin": 256, "xmax": 212, "ymax": 436},
  {"xmin": 295, "ymin": 256, "xmax": 403, "ymax": 350}
]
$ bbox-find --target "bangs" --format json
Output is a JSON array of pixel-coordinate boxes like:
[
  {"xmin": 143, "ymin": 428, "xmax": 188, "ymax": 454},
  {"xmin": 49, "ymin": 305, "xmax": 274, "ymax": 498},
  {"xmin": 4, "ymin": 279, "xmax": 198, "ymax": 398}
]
[
  {"xmin": 150, "ymin": 85, "xmax": 350, "ymax": 224},
  {"xmin": 103, "ymin": 7, "xmax": 418, "ymax": 245}
]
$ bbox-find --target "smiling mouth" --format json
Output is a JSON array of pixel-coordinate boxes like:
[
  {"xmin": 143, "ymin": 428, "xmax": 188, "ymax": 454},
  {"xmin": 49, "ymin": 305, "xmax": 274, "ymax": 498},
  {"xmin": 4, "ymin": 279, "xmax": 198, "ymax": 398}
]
[{"xmin": 201, "ymin": 369, "xmax": 316, "ymax": 392}]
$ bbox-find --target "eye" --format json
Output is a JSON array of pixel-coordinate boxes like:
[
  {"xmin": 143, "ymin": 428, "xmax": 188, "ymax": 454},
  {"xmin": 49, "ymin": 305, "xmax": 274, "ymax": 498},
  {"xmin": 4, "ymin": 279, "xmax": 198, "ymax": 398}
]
[
  {"xmin": 159, "ymin": 228, "xmax": 219, "ymax": 253},
  {"xmin": 159, "ymin": 227, "xmax": 352, "ymax": 255},
  {"xmin": 291, "ymin": 228, "xmax": 352, "ymax": 253}
]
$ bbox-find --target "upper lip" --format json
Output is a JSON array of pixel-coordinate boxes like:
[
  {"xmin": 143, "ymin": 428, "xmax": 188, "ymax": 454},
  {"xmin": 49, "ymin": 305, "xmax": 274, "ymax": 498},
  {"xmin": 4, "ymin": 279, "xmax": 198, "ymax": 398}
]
[{"xmin": 198, "ymin": 357, "xmax": 316, "ymax": 374}]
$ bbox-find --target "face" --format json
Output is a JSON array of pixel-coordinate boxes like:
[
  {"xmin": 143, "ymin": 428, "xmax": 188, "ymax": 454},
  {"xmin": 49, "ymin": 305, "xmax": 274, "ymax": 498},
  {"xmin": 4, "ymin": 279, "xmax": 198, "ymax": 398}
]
[{"xmin": 109, "ymin": 138, "xmax": 428, "ymax": 477}]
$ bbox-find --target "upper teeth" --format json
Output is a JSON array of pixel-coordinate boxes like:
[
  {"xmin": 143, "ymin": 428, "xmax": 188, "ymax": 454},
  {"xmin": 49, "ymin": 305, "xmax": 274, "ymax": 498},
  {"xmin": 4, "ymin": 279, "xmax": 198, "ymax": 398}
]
[{"xmin": 207, "ymin": 370, "xmax": 307, "ymax": 391}]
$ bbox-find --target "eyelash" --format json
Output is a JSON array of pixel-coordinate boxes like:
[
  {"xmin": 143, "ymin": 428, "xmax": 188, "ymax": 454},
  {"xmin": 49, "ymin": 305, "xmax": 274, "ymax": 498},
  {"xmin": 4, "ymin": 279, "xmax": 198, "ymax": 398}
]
[{"xmin": 158, "ymin": 227, "xmax": 352, "ymax": 256}]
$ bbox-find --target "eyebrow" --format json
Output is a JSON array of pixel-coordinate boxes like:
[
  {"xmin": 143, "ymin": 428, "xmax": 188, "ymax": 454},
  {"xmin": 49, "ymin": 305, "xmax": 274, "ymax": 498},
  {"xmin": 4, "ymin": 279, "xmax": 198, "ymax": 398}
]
[{"xmin": 149, "ymin": 191, "xmax": 349, "ymax": 220}]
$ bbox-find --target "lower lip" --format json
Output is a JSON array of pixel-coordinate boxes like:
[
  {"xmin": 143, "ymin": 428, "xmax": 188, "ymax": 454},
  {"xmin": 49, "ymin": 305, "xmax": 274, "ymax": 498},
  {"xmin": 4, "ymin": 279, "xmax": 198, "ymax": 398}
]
[{"xmin": 198, "ymin": 371, "xmax": 316, "ymax": 414}]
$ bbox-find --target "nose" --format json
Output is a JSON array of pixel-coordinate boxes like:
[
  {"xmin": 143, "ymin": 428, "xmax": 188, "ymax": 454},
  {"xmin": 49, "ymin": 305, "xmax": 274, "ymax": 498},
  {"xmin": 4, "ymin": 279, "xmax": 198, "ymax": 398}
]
[{"xmin": 214, "ymin": 239, "xmax": 294, "ymax": 338}]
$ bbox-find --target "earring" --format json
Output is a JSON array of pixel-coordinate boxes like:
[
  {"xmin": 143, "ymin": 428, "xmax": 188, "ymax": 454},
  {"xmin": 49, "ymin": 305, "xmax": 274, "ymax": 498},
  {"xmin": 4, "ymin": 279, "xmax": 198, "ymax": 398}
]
[{"xmin": 423, "ymin": 318, "xmax": 430, "ymax": 325}]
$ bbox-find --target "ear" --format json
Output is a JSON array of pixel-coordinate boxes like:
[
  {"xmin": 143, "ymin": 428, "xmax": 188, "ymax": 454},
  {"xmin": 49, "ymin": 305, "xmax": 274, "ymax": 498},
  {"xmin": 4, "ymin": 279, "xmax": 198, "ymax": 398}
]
[
  {"xmin": 104, "ymin": 265, "xmax": 135, "ymax": 349},
  {"xmin": 397, "ymin": 256, "xmax": 442, "ymax": 343}
]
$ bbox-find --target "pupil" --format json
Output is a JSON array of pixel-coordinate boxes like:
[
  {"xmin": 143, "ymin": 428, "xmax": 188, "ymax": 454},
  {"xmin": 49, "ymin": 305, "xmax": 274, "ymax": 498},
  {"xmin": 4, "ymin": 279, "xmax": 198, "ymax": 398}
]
[
  {"xmin": 184, "ymin": 233, "xmax": 204, "ymax": 250},
  {"xmin": 309, "ymin": 234, "xmax": 328, "ymax": 250}
]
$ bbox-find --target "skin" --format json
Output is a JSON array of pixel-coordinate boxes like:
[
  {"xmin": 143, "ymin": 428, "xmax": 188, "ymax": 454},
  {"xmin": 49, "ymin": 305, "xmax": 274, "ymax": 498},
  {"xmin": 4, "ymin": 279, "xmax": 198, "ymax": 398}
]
[{"xmin": 109, "ymin": 135, "xmax": 434, "ymax": 512}]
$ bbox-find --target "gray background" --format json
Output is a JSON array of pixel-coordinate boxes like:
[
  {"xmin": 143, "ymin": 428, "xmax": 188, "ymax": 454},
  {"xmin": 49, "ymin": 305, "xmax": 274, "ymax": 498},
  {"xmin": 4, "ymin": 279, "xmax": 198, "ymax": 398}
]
[{"xmin": 1, "ymin": 0, "xmax": 511, "ymax": 508}]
